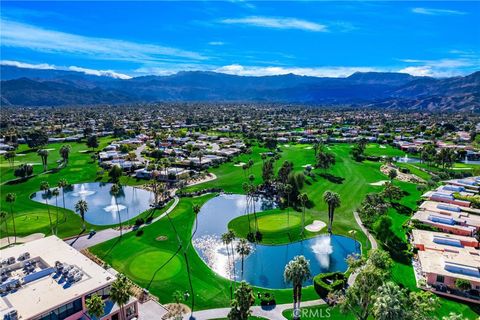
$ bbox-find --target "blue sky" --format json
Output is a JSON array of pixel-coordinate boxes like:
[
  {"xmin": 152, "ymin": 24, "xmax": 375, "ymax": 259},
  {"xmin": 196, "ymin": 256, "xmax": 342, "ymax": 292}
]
[{"xmin": 1, "ymin": 1, "xmax": 479, "ymax": 79}]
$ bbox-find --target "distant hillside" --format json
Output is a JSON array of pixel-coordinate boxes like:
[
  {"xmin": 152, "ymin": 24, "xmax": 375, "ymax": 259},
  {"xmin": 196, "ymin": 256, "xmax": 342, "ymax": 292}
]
[{"xmin": 1, "ymin": 65, "xmax": 479, "ymax": 111}]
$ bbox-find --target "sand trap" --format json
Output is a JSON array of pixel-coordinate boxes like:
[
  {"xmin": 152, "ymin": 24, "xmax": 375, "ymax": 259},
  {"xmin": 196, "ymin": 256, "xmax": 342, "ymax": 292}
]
[
  {"xmin": 0, "ymin": 233, "xmax": 45, "ymax": 248},
  {"xmin": 44, "ymin": 148, "xmax": 55, "ymax": 151},
  {"xmin": 305, "ymin": 220, "xmax": 326, "ymax": 232},
  {"xmin": 234, "ymin": 162, "xmax": 246, "ymax": 167},
  {"xmin": 27, "ymin": 162, "xmax": 43, "ymax": 166},
  {"xmin": 370, "ymin": 180, "xmax": 388, "ymax": 186},
  {"xmin": 156, "ymin": 236, "xmax": 168, "ymax": 241},
  {"xmin": 16, "ymin": 154, "xmax": 26, "ymax": 157},
  {"xmin": 380, "ymin": 145, "xmax": 387, "ymax": 149},
  {"xmin": 78, "ymin": 150, "xmax": 90, "ymax": 153},
  {"xmin": 302, "ymin": 164, "xmax": 313, "ymax": 168},
  {"xmin": 453, "ymin": 168, "xmax": 472, "ymax": 170},
  {"xmin": 284, "ymin": 144, "xmax": 290, "ymax": 147},
  {"xmin": 304, "ymin": 146, "xmax": 313, "ymax": 150}
]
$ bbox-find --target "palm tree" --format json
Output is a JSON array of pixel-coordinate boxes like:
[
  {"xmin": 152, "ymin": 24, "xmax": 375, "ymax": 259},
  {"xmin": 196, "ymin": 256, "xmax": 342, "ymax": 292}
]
[
  {"xmin": 284, "ymin": 255, "xmax": 312, "ymax": 320},
  {"xmin": 298, "ymin": 193, "xmax": 308, "ymax": 236},
  {"xmin": 110, "ymin": 184, "xmax": 123, "ymax": 236},
  {"xmin": 86, "ymin": 293, "xmax": 105, "ymax": 319},
  {"xmin": 59, "ymin": 145, "xmax": 71, "ymax": 166},
  {"xmin": 0, "ymin": 211, "xmax": 10, "ymax": 245},
  {"xmin": 284, "ymin": 184, "xmax": 293, "ymax": 235},
  {"xmin": 323, "ymin": 191, "xmax": 341, "ymax": 234},
  {"xmin": 37, "ymin": 149, "xmax": 49, "ymax": 171},
  {"xmin": 227, "ymin": 230, "xmax": 237, "ymax": 283},
  {"xmin": 222, "ymin": 231, "xmax": 236, "ymax": 298},
  {"xmin": 236, "ymin": 238, "xmax": 252, "ymax": 280},
  {"xmin": 57, "ymin": 179, "xmax": 68, "ymax": 222},
  {"xmin": 40, "ymin": 181, "xmax": 54, "ymax": 235},
  {"xmin": 75, "ymin": 199, "xmax": 88, "ymax": 231},
  {"xmin": 110, "ymin": 274, "xmax": 131, "ymax": 320},
  {"xmin": 192, "ymin": 204, "xmax": 201, "ymax": 238},
  {"xmin": 5, "ymin": 193, "xmax": 16, "ymax": 243},
  {"xmin": 52, "ymin": 188, "xmax": 60, "ymax": 235}
]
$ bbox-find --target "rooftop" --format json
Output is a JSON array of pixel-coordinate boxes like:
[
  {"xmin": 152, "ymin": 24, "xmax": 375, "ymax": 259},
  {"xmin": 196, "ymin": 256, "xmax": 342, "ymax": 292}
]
[
  {"xmin": 418, "ymin": 250, "xmax": 480, "ymax": 283},
  {"xmin": 0, "ymin": 236, "xmax": 115, "ymax": 319},
  {"xmin": 412, "ymin": 229, "xmax": 479, "ymax": 253}
]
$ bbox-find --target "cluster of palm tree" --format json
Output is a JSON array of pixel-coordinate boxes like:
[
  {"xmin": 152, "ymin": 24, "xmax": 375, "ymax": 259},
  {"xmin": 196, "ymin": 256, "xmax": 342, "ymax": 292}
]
[{"xmin": 323, "ymin": 191, "xmax": 341, "ymax": 234}]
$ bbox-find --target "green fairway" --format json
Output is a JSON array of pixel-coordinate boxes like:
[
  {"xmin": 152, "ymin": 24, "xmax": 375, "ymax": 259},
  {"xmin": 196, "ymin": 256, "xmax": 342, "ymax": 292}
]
[
  {"xmin": 90, "ymin": 195, "xmax": 322, "ymax": 310},
  {"xmin": 0, "ymin": 137, "xmax": 161, "ymax": 239},
  {"xmin": 364, "ymin": 143, "xmax": 405, "ymax": 157}
]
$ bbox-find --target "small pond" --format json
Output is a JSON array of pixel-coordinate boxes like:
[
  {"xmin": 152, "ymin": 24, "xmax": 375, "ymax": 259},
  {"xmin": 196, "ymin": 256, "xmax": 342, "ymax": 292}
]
[
  {"xmin": 193, "ymin": 194, "xmax": 360, "ymax": 289},
  {"xmin": 395, "ymin": 155, "xmax": 421, "ymax": 163},
  {"xmin": 31, "ymin": 182, "xmax": 154, "ymax": 225}
]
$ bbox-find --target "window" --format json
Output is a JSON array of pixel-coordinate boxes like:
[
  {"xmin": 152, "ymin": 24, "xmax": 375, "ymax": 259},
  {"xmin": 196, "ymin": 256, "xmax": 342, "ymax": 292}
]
[
  {"xmin": 436, "ymin": 275, "xmax": 445, "ymax": 283},
  {"xmin": 39, "ymin": 298, "xmax": 83, "ymax": 320}
]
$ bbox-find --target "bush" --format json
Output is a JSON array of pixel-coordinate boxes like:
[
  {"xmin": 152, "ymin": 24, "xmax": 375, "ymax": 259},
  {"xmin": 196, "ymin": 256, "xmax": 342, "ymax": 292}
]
[
  {"xmin": 134, "ymin": 218, "xmax": 145, "ymax": 226},
  {"xmin": 136, "ymin": 229, "xmax": 144, "ymax": 237},
  {"xmin": 259, "ymin": 292, "xmax": 276, "ymax": 306},
  {"xmin": 313, "ymin": 272, "xmax": 346, "ymax": 298},
  {"xmin": 146, "ymin": 216, "xmax": 153, "ymax": 224},
  {"xmin": 399, "ymin": 167, "xmax": 410, "ymax": 174}
]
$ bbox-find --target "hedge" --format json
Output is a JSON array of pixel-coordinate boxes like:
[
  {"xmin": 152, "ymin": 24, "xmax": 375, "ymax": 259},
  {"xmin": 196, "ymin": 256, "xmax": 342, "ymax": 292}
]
[{"xmin": 313, "ymin": 272, "xmax": 346, "ymax": 298}]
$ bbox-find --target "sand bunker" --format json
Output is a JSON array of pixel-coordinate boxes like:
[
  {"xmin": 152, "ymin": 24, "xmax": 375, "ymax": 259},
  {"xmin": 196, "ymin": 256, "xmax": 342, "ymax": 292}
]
[
  {"xmin": 305, "ymin": 220, "xmax": 326, "ymax": 232},
  {"xmin": 156, "ymin": 236, "xmax": 168, "ymax": 241},
  {"xmin": 234, "ymin": 162, "xmax": 246, "ymax": 167},
  {"xmin": 284, "ymin": 144, "xmax": 290, "ymax": 147},
  {"xmin": 370, "ymin": 180, "xmax": 388, "ymax": 186},
  {"xmin": 304, "ymin": 146, "xmax": 313, "ymax": 150},
  {"xmin": 302, "ymin": 164, "xmax": 313, "ymax": 168},
  {"xmin": 380, "ymin": 145, "xmax": 387, "ymax": 149}
]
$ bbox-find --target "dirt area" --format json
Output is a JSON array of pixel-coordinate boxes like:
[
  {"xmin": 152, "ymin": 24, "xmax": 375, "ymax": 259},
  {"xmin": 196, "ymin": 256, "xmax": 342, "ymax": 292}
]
[{"xmin": 381, "ymin": 164, "xmax": 426, "ymax": 184}]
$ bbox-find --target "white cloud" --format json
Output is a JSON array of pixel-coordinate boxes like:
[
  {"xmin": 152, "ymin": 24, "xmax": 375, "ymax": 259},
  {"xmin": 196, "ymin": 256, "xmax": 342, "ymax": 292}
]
[
  {"xmin": 398, "ymin": 57, "xmax": 478, "ymax": 77},
  {"xmin": 0, "ymin": 60, "xmax": 56, "ymax": 70},
  {"xmin": 1, "ymin": 19, "xmax": 206, "ymax": 63},
  {"xmin": 1, "ymin": 60, "xmax": 132, "ymax": 79},
  {"xmin": 220, "ymin": 16, "xmax": 327, "ymax": 32},
  {"xmin": 412, "ymin": 7, "xmax": 466, "ymax": 16},
  {"xmin": 214, "ymin": 64, "xmax": 377, "ymax": 77},
  {"xmin": 208, "ymin": 41, "xmax": 225, "ymax": 46},
  {"xmin": 67, "ymin": 66, "xmax": 132, "ymax": 79}
]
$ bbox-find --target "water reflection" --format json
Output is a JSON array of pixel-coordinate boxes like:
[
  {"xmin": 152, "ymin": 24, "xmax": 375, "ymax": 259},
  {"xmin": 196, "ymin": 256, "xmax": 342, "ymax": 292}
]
[{"xmin": 193, "ymin": 194, "xmax": 359, "ymax": 289}]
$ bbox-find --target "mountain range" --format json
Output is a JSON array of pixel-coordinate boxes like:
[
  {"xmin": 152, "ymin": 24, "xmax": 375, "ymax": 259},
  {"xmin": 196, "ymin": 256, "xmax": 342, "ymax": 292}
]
[{"xmin": 1, "ymin": 65, "xmax": 479, "ymax": 112}]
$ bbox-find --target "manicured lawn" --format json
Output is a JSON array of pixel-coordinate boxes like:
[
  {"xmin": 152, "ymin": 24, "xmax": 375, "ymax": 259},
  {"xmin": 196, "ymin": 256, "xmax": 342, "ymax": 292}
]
[
  {"xmin": 364, "ymin": 143, "xmax": 405, "ymax": 157},
  {"xmin": 91, "ymin": 195, "xmax": 321, "ymax": 310},
  {"xmin": 395, "ymin": 162, "xmax": 432, "ymax": 181},
  {"xmin": 0, "ymin": 137, "xmax": 158, "ymax": 239}
]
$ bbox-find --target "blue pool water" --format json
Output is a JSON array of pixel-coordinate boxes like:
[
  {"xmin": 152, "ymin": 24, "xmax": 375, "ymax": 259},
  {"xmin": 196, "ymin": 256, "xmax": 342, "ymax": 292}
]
[
  {"xmin": 192, "ymin": 194, "xmax": 360, "ymax": 289},
  {"xmin": 31, "ymin": 182, "xmax": 154, "ymax": 225}
]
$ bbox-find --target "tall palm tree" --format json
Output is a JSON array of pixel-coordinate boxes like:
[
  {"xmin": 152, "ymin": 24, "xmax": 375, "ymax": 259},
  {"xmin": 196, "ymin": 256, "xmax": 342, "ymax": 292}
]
[
  {"xmin": 222, "ymin": 231, "xmax": 236, "ymax": 298},
  {"xmin": 37, "ymin": 149, "xmax": 49, "ymax": 171},
  {"xmin": 5, "ymin": 193, "xmax": 16, "ymax": 243},
  {"xmin": 86, "ymin": 293, "xmax": 105, "ymax": 319},
  {"xmin": 284, "ymin": 255, "xmax": 312, "ymax": 320},
  {"xmin": 298, "ymin": 193, "xmax": 308, "ymax": 236},
  {"xmin": 284, "ymin": 184, "xmax": 293, "ymax": 235},
  {"xmin": 0, "ymin": 211, "xmax": 10, "ymax": 245},
  {"xmin": 59, "ymin": 145, "xmax": 71, "ymax": 166},
  {"xmin": 110, "ymin": 274, "xmax": 131, "ymax": 320},
  {"xmin": 192, "ymin": 204, "xmax": 201, "ymax": 239},
  {"xmin": 236, "ymin": 238, "xmax": 252, "ymax": 280},
  {"xmin": 110, "ymin": 184, "xmax": 123, "ymax": 236},
  {"xmin": 40, "ymin": 181, "xmax": 54, "ymax": 235},
  {"xmin": 75, "ymin": 199, "xmax": 88, "ymax": 231},
  {"xmin": 323, "ymin": 191, "xmax": 341, "ymax": 234},
  {"xmin": 57, "ymin": 179, "xmax": 68, "ymax": 222},
  {"xmin": 242, "ymin": 183, "xmax": 252, "ymax": 234},
  {"xmin": 227, "ymin": 230, "xmax": 237, "ymax": 283},
  {"xmin": 52, "ymin": 188, "xmax": 60, "ymax": 235}
]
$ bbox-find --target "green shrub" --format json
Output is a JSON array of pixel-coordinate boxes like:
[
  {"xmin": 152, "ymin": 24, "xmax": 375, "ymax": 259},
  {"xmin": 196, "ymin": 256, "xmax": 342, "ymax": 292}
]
[
  {"xmin": 313, "ymin": 272, "xmax": 346, "ymax": 298},
  {"xmin": 259, "ymin": 292, "xmax": 276, "ymax": 306}
]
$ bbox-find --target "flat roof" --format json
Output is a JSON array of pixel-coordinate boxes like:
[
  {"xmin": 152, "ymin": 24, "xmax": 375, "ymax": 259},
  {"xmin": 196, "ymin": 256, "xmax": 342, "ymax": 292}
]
[
  {"xmin": 420, "ymin": 200, "xmax": 480, "ymax": 216},
  {"xmin": 418, "ymin": 250, "xmax": 480, "ymax": 283},
  {"xmin": 412, "ymin": 229, "xmax": 479, "ymax": 253},
  {"xmin": 0, "ymin": 236, "xmax": 115, "ymax": 319},
  {"xmin": 412, "ymin": 210, "xmax": 480, "ymax": 229}
]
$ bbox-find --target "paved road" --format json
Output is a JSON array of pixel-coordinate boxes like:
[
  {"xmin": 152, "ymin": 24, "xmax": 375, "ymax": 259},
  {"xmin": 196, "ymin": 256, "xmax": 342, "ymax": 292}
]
[
  {"xmin": 66, "ymin": 196, "xmax": 179, "ymax": 250},
  {"xmin": 183, "ymin": 299, "xmax": 325, "ymax": 320}
]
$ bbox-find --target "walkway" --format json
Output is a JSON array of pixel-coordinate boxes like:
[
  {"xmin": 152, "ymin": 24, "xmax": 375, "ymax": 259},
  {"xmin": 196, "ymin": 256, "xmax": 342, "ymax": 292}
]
[
  {"xmin": 183, "ymin": 299, "xmax": 326, "ymax": 320},
  {"xmin": 0, "ymin": 233, "xmax": 45, "ymax": 248},
  {"xmin": 67, "ymin": 196, "xmax": 179, "ymax": 250}
]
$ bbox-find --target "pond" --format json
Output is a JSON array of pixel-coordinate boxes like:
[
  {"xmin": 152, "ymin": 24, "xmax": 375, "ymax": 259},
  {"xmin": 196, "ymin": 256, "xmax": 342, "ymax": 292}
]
[
  {"xmin": 193, "ymin": 194, "xmax": 360, "ymax": 289},
  {"xmin": 31, "ymin": 182, "xmax": 154, "ymax": 225}
]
